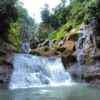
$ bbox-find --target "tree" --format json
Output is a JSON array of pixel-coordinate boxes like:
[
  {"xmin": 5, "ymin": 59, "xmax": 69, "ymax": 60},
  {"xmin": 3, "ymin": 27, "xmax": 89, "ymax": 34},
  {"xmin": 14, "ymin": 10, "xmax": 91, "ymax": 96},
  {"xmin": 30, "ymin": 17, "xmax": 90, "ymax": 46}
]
[
  {"xmin": 0, "ymin": 0, "xmax": 18, "ymax": 39},
  {"xmin": 41, "ymin": 4, "xmax": 50, "ymax": 25},
  {"xmin": 61, "ymin": 0, "xmax": 66, "ymax": 7}
]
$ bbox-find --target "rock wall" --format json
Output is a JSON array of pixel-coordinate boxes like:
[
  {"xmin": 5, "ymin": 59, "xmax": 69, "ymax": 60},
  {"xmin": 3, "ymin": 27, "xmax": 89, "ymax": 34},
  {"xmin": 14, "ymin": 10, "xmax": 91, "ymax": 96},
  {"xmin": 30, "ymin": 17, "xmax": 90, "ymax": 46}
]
[
  {"xmin": 68, "ymin": 17, "xmax": 100, "ymax": 86},
  {"xmin": 0, "ymin": 42, "xmax": 18, "ymax": 88}
]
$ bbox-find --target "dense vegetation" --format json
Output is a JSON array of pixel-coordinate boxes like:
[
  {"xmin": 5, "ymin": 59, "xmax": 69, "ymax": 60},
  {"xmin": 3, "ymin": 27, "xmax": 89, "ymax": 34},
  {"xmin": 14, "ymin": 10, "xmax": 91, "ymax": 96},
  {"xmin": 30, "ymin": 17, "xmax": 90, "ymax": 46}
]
[
  {"xmin": 0, "ymin": 0, "xmax": 36, "ymax": 47},
  {"xmin": 40, "ymin": 0, "xmax": 100, "ymax": 42},
  {"xmin": 0, "ymin": 0, "xmax": 100, "ymax": 47}
]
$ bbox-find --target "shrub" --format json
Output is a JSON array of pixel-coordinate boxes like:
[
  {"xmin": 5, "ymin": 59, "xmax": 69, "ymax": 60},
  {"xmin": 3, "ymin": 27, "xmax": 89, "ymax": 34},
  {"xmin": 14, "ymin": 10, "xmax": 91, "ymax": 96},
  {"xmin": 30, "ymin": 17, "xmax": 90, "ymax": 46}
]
[
  {"xmin": 67, "ymin": 33, "xmax": 79, "ymax": 41},
  {"xmin": 43, "ymin": 46, "xmax": 49, "ymax": 52},
  {"xmin": 83, "ymin": 14, "xmax": 89, "ymax": 24},
  {"xmin": 0, "ymin": 49, "xmax": 6, "ymax": 56},
  {"xmin": 0, "ymin": 57, "xmax": 4, "ymax": 64}
]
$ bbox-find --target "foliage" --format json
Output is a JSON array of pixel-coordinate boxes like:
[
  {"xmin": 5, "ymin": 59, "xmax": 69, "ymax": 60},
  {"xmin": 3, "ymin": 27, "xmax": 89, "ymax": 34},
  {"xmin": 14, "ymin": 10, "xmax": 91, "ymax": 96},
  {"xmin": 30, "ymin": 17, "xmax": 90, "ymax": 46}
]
[
  {"xmin": 43, "ymin": 46, "xmax": 49, "ymax": 52},
  {"xmin": 47, "ymin": 22, "xmax": 72, "ymax": 41},
  {"xmin": 0, "ymin": 57, "xmax": 4, "ymax": 64},
  {"xmin": 0, "ymin": 0, "xmax": 18, "ymax": 39},
  {"xmin": 8, "ymin": 22, "xmax": 20, "ymax": 47},
  {"xmin": 67, "ymin": 33, "xmax": 79, "ymax": 41},
  {"xmin": 83, "ymin": 14, "xmax": 89, "ymax": 24},
  {"xmin": 0, "ymin": 49, "xmax": 6, "ymax": 56},
  {"xmin": 0, "ymin": 0, "xmax": 36, "ymax": 47},
  {"xmin": 48, "ymin": 31, "xmax": 57, "ymax": 40},
  {"xmin": 44, "ymin": 0, "xmax": 100, "ymax": 43},
  {"xmin": 37, "ymin": 23, "xmax": 48, "ymax": 40},
  {"xmin": 41, "ymin": 4, "xmax": 50, "ymax": 26}
]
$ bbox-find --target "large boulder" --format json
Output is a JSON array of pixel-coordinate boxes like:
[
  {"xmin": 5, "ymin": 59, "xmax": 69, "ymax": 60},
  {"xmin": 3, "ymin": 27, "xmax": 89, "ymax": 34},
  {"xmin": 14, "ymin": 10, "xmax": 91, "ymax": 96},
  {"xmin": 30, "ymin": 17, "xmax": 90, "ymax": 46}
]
[
  {"xmin": 0, "ymin": 64, "xmax": 13, "ymax": 84},
  {"xmin": 62, "ymin": 53, "xmax": 77, "ymax": 68},
  {"xmin": 61, "ymin": 41, "xmax": 75, "ymax": 51},
  {"xmin": 3, "ymin": 43, "xmax": 19, "ymax": 53},
  {"xmin": 30, "ymin": 48, "xmax": 58, "ymax": 57}
]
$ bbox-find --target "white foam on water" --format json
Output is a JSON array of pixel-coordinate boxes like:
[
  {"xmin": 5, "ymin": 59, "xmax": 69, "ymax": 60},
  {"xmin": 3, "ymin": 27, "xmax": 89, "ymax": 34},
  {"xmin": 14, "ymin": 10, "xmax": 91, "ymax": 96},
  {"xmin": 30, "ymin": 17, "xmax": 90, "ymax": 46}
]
[{"xmin": 9, "ymin": 54, "xmax": 74, "ymax": 89}]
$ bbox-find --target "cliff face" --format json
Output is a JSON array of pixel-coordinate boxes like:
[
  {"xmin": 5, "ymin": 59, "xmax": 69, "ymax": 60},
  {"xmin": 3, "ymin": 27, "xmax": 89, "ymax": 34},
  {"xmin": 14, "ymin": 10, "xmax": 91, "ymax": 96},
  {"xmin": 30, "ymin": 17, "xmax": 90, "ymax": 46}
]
[
  {"xmin": 0, "ymin": 42, "xmax": 19, "ymax": 87},
  {"xmin": 82, "ymin": 17, "xmax": 100, "ymax": 86},
  {"xmin": 68, "ymin": 17, "xmax": 100, "ymax": 86}
]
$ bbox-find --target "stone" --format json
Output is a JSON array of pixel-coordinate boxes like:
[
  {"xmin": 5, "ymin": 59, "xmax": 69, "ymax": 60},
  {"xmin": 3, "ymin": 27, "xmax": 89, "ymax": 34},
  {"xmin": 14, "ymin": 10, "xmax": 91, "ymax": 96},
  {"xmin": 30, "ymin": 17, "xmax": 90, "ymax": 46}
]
[
  {"xmin": 61, "ymin": 41, "xmax": 75, "ymax": 51},
  {"xmin": 3, "ymin": 43, "xmax": 18, "ymax": 53},
  {"xmin": 0, "ymin": 80, "xmax": 3, "ymax": 83},
  {"xmin": 89, "ymin": 17, "xmax": 100, "ymax": 49},
  {"xmin": 62, "ymin": 54, "xmax": 77, "ymax": 68},
  {"xmin": 30, "ymin": 48, "xmax": 58, "ymax": 57},
  {"xmin": 57, "ymin": 47, "xmax": 66, "ymax": 52},
  {"xmin": 0, "ymin": 64, "xmax": 13, "ymax": 83},
  {"xmin": 30, "ymin": 51, "xmax": 41, "ymax": 56}
]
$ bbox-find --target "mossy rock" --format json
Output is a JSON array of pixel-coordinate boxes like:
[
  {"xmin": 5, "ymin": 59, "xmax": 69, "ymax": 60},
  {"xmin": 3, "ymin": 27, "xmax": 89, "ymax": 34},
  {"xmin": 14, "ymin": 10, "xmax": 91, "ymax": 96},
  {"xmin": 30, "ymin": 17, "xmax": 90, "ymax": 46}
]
[
  {"xmin": 68, "ymin": 33, "xmax": 79, "ymax": 41},
  {"xmin": 0, "ymin": 57, "xmax": 4, "ymax": 64},
  {"xmin": 0, "ymin": 49, "xmax": 6, "ymax": 56},
  {"xmin": 43, "ymin": 46, "xmax": 50, "ymax": 52}
]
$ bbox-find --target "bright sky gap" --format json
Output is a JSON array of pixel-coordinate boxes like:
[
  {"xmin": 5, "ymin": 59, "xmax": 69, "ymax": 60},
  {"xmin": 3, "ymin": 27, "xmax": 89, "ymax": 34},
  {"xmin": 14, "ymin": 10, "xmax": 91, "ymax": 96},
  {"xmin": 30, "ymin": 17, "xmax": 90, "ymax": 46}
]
[{"xmin": 20, "ymin": 0, "xmax": 70, "ymax": 23}]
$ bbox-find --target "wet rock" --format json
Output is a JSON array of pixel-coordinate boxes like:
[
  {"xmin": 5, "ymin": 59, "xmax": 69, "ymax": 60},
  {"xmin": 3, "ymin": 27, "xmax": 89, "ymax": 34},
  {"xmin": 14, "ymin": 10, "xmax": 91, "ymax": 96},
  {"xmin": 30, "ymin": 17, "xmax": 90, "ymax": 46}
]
[
  {"xmin": 89, "ymin": 17, "xmax": 100, "ymax": 49},
  {"xmin": 58, "ymin": 35, "xmax": 67, "ymax": 47},
  {"xmin": 0, "ymin": 80, "xmax": 3, "ymax": 83},
  {"xmin": 92, "ymin": 54, "xmax": 100, "ymax": 60},
  {"xmin": 20, "ymin": 42, "xmax": 31, "ymax": 53},
  {"xmin": 42, "ymin": 41, "xmax": 49, "ymax": 47},
  {"xmin": 0, "ymin": 64, "xmax": 13, "ymax": 83},
  {"xmin": 68, "ymin": 33, "xmax": 79, "ymax": 41},
  {"xmin": 37, "ymin": 40, "xmax": 56, "ymax": 48},
  {"xmin": 62, "ymin": 54, "xmax": 77, "ymax": 68},
  {"xmin": 0, "ymin": 50, "xmax": 6, "ymax": 56},
  {"xmin": 91, "ymin": 79, "xmax": 100, "ymax": 87},
  {"xmin": 57, "ymin": 47, "xmax": 66, "ymax": 52},
  {"xmin": 30, "ymin": 51, "xmax": 41, "ymax": 56},
  {"xmin": 49, "ymin": 39, "xmax": 56, "ymax": 47}
]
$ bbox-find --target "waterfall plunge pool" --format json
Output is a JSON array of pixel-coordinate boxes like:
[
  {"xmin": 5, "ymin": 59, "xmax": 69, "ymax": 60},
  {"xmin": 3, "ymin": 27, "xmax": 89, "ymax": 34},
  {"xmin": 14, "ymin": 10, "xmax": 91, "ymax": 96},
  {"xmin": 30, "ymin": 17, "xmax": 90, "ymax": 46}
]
[
  {"xmin": 0, "ymin": 54, "xmax": 100, "ymax": 100},
  {"xmin": 0, "ymin": 83, "xmax": 100, "ymax": 100}
]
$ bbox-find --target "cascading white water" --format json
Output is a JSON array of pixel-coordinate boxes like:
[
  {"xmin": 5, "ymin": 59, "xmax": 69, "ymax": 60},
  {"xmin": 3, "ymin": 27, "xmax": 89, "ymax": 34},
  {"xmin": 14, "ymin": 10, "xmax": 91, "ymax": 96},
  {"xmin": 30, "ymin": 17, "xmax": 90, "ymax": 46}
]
[
  {"xmin": 9, "ymin": 54, "xmax": 72, "ymax": 89},
  {"xmin": 20, "ymin": 43, "xmax": 31, "ymax": 53},
  {"xmin": 74, "ymin": 25, "xmax": 87, "ymax": 81}
]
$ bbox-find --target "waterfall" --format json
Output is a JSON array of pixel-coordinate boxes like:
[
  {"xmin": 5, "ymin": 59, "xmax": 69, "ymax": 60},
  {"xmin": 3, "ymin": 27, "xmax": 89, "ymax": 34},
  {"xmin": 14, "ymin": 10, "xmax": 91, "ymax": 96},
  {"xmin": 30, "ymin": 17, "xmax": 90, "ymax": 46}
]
[
  {"xmin": 74, "ymin": 25, "xmax": 87, "ymax": 81},
  {"xmin": 9, "ymin": 54, "xmax": 72, "ymax": 89},
  {"xmin": 20, "ymin": 43, "xmax": 31, "ymax": 53}
]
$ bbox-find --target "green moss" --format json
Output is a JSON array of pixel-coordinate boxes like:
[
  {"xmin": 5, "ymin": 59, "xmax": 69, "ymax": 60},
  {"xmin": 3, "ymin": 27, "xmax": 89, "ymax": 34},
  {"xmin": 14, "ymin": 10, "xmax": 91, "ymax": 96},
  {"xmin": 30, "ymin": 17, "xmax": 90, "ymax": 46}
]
[
  {"xmin": 46, "ymin": 0, "xmax": 99, "ymax": 47},
  {"xmin": 0, "ymin": 57, "xmax": 4, "ymax": 64},
  {"xmin": 68, "ymin": 33, "xmax": 79, "ymax": 41},
  {"xmin": 48, "ymin": 31, "xmax": 57, "ymax": 40},
  {"xmin": 43, "ymin": 46, "xmax": 49, "ymax": 52},
  {"xmin": 75, "ymin": 24, "xmax": 81, "ymax": 30},
  {"xmin": 83, "ymin": 14, "xmax": 89, "ymax": 24},
  {"xmin": 8, "ymin": 23, "xmax": 20, "ymax": 47},
  {"xmin": 8, "ymin": 33, "xmax": 20, "ymax": 47},
  {"xmin": 0, "ymin": 49, "xmax": 6, "ymax": 56},
  {"xmin": 56, "ymin": 22, "xmax": 72, "ymax": 41}
]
